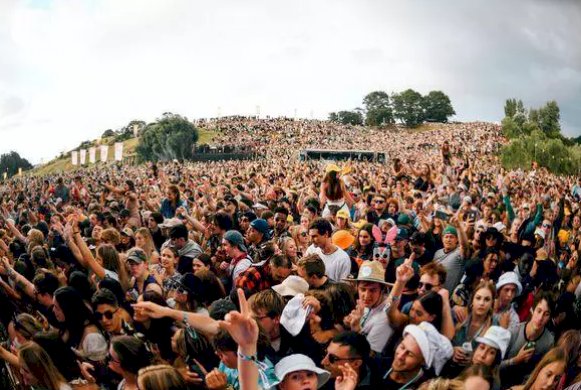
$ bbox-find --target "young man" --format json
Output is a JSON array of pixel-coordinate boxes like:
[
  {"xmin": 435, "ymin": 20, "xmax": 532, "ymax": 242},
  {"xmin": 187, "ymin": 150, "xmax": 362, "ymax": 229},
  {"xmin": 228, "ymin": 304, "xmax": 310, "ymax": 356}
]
[
  {"xmin": 305, "ymin": 218, "xmax": 351, "ymax": 281},
  {"xmin": 343, "ymin": 260, "xmax": 393, "ymax": 354},
  {"xmin": 221, "ymin": 230, "xmax": 253, "ymax": 285},
  {"xmin": 381, "ymin": 322, "xmax": 453, "ymax": 389},
  {"xmin": 91, "ymin": 288, "xmax": 133, "ymax": 337},
  {"xmin": 433, "ymin": 219, "xmax": 469, "ymax": 292},
  {"xmin": 163, "ymin": 224, "xmax": 203, "ymax": 273},
  {"xmin": 494, "ymin": 272, "xmax": 522, "ymax": 332},
  {"xmin": 235, "ymin": 254, "xmax": 293, "ymax": 297},
  {"xmin": 246, "ymin": 218, "xmax": 271, "ymax": 262},
  {"xmin": 321, "ymin": 332, "xmax": 376, "ymax": 390},
  {"xmin": 297, "ymin": 254, "xmax": 334, "ymax": 290}
]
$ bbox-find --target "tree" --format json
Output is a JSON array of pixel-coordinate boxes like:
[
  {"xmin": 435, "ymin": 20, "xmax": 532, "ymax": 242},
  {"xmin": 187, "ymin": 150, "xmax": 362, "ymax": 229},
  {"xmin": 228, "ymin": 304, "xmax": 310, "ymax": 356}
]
[
  {"xmin": 136, "ymin": 113, "xmax": 199, "ymax": 162},
  {"xmin": 392, "ymin": 89, "xmax": 424, "ymax": 127},
  {"xmin": 101, "ymin": 129, "xmax": 115, "ymax": 138},
  {"xmin": 0, "ymin": 151, "xmax": 33, "ymax": 178},
  {"xmin": 537, "ymin": 101, "xmax": 561, "ymax": 138},
  {"xmin": 422, "ymin": 91, "xmax": 455, "ymax": 122},
  {"xmin": 336, "ymin": 110, "xmax": 363, "ymax": 125},
  {"xmin": 363, "ymin": 91, "xmax": 393, "ymax": 126},
  {"xmin": 328, "ymin": 112, "xmax": 339, "ymax": 122}
]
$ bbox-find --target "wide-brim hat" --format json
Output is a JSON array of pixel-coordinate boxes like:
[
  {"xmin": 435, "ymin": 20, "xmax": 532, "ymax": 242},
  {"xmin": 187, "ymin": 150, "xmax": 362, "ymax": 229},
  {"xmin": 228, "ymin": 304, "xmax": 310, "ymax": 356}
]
[
  {"xmin": 351, "ymin": 260, "xmax": 387, "ymax": 285},
  {"xmin": 274, "ymin": 354, "xmax": 330, "ymax": 389},
  {"xmin": 272, "ymin": 276, "xmax": 309, "ymax": 297}
]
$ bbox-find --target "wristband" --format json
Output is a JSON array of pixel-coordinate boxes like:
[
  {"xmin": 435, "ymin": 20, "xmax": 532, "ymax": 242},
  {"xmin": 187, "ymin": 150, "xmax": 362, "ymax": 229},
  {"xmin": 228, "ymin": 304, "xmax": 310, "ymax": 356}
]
[
  {"xmin": 391, "ymin": 295, "xmax": 401, "ymax": 302},
  {"xmin": 237, "ymin": 351, "xmax": 259, "ymax": 362},
  {"xmin": 7, "ymin": 267, "xmax": 16, "ymax": 279}
]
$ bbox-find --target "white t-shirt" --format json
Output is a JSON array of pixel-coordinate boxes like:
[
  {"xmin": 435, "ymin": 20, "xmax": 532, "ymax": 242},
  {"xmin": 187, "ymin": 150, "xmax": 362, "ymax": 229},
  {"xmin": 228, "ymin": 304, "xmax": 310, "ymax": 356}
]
[
  {"xmin": 305, "ymin": 245, "xmax": 351, "ymax": 281},
  {"xmin": 360, "ymin": 300, "xmax": 393, "ymax": 354}
]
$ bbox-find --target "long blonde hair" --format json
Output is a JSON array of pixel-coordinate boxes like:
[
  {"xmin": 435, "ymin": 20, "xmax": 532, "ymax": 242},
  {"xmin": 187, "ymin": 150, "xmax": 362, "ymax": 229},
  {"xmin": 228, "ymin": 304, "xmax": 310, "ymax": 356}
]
[
  {"xmin": 522, "ymin": 347, "xmax": 567, "ymax": 390},
  {"xmin": 138, "ymin": 364, "xmax": 186, "ymax": 390},
  {"xmin": 19, "ymin": 342, "xmax": 67, "ymax": 390},
  {"xmin": 135, "ymin": 228, "xmax": 156, "ymax": 259}
]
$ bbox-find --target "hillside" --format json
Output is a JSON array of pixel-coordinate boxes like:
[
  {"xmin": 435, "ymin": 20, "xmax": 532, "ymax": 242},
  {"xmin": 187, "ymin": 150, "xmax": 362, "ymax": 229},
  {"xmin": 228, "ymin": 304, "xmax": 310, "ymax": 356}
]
[{"xmin": 31, "ymin": 128, "xmax": 218, "ymax": 176}]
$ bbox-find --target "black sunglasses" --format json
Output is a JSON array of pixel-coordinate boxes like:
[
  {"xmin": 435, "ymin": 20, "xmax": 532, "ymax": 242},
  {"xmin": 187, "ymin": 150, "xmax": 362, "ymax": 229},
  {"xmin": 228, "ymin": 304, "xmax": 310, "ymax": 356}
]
[
  {"xmin": 374, "ymin": 253, "xmax": 389, "ymax": 259},
  {"xmin": 95, "ymin": 309, "xmax": 118, "ymax": 321},
  {"xmin": 326, "ymin": 353, "xmax": 361, "ymax": 364},
  {"xmin": 418, "ymin": 282, "xmax": 438, "ymax": 291}
]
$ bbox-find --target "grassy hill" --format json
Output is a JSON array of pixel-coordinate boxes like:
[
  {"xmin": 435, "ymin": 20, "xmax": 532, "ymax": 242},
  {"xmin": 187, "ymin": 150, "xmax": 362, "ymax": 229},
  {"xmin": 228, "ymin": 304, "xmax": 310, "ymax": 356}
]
[{"xmin": 31, "ymin": 129, "xmax": 217, "ymax": 176}]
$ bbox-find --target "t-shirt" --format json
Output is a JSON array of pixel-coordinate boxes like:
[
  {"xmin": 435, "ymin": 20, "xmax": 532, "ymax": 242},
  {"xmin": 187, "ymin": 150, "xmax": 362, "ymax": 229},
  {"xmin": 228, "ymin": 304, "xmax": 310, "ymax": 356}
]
[
  {"xmin": 305, "ymin": 245, "xmax": 351, "ymax": 282},
  {"xmin": 360, "ymin": 300, "xmax": 393, "ymax": 353},
  {"xmin": 434, "ymin": 247, "xmax": 465, "ymax": 292}
]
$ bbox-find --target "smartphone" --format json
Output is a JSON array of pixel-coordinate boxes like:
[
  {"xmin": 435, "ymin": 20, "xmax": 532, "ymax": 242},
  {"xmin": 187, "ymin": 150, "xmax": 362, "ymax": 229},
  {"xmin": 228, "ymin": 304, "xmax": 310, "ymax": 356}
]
[
  {"xmin": 435, "ymin": 210, "xmax": 450, "ymax": 221},
  {"xmin": 525, "ymin": 341, "xmax": 536, "ymax": 350},
  {"xmin": 462, "ymin": 342, "xmax": 473, "ymax": 354}
]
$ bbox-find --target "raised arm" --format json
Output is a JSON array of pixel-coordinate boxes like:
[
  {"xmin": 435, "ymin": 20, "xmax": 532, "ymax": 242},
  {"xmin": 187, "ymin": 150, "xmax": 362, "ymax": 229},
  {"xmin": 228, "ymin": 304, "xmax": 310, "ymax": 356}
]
[
  {"xmin": 132, "ymin": 301, "xmax": 220, "ymax": 336},
  {"xmin": 0, "ymin": 257, "xmax": 36, "ymax": 299},
  {"xmin": 387, "ymin": 255, "xmax": 415, "ymax": 328}
]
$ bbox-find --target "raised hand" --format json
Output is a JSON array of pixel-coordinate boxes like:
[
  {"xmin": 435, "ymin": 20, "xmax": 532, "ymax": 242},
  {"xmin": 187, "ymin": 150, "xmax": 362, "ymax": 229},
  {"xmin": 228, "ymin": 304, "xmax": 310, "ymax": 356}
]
[
  {"xmin": 219, "ymin": 289, "xmax": 259, "ymax": 351},
  {"xmin": 335, "ymin": 363, "xmax": 358, "ymax": 390},
  {"xmin": 132, "ymin": 301, "xmax": 170, "ymax": 319}
]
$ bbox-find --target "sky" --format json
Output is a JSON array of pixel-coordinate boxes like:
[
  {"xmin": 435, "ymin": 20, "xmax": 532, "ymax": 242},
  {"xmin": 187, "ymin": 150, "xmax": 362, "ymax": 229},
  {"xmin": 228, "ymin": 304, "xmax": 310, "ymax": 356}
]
[{"xmin": 1, "ymin": 0, "xmax": 580, "ymax": 165}]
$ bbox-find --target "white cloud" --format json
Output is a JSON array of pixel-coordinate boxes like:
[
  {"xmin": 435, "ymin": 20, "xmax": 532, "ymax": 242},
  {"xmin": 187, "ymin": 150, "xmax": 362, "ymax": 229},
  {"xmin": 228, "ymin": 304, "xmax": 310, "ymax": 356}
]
[{"xmin": 0, "ymin": 0, "xmax": 580, "ymax": 164}]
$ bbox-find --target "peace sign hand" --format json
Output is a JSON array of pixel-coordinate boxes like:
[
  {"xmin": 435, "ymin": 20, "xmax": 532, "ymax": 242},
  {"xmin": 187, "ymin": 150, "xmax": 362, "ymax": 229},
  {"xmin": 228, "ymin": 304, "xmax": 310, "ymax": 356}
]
[{"xmin": 219, "ymin": 288, "xmax": 259, "ymax": 351}]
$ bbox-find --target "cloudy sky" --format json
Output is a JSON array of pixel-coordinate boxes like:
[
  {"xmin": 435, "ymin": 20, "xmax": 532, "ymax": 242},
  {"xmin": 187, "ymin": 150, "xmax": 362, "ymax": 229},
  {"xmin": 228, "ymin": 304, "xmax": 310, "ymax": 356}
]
[{"xmin": 1, "ymin": 0, "xmax": 580, "ymax": 164}]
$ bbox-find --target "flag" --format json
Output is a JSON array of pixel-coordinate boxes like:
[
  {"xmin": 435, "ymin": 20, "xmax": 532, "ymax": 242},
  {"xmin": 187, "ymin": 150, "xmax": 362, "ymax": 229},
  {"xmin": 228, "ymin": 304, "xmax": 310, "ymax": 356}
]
[
  {"xmin": 114, "ymin": 142, "xmax": 123, "ymax": 161},
  {"xmin": 72, "ymin": 151, "xmax": 78, "ymax": 165},
  {"xmin": 89, "ymin": 147, "xmax": 96, "ymax": 164},
  {"xmin": 80, "ymin": 149, "xmax": 87, "ymax": 165},
  {"xmin": 100, "ymin": 145, "xmax": 108, "ymax": 162}
]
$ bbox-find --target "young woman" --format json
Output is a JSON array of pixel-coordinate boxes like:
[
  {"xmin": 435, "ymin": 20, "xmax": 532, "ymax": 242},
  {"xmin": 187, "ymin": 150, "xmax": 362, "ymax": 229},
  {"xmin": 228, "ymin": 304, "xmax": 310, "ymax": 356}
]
[
  {"xmin": 53, "ymin": 286, "xmax": 108, "ymax": 363},
  {"xmin": 509, "ymin": 347, "xmax": 567, "ymax": 390},
  {"xmin": 151, "ymin": 246, "xmax": 181, "ymax": 296},
  {"xmin": 138, "ymin": 365, "xmax": 187, "ymax": 390},
  {"xmin": 194, "ymin": 269, "xmax": 227, "ymax": 309},
  {"xmin": 19, "ymin": 341, "xmax": 72, "ymax": 390},
  {"xmin": 174, "ymin": 273, "xmax": 206, "ymax": 315},
  {"xmin": 348, "ymin": 223, "xmax": 376, "ymax": 265},
  {"xmin": 108, "ymin": 336, "xmax": 154, "ymax": 390},
  {"xmin": 192, "ymin": 253, "xmax": 213, "ymax": 273},
  {"xmin": 279, "ymin": 236, "xmax": 299, "ymax": 264},
  {"xmin": 290, "ymin": 224, "xmax": 310, "ymax": 257},
  {"xmin": 135, "ymin": 228, "xmax": 160, "ymax": 265},
  {"xmin": 319, "ymin": 165, "xmax": 353, "ymax": 219},
  {"xmin": 449, "ymin": 281, "xmax": 497, "ymax": 375}
]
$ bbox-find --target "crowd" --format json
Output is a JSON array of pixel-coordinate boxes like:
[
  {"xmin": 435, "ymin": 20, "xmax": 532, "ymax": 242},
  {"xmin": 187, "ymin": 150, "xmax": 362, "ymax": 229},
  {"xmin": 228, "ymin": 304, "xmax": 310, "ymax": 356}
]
[{"xmin": 0, "ymin": 117, "xmax": 579, "ymax": 390}]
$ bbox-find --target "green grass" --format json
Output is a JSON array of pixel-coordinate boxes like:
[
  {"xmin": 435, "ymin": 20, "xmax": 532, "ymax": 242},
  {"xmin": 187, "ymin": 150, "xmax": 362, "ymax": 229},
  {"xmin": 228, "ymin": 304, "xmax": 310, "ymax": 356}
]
[{"xmin": 30, "ymin": 129, "xmax": 219, "ymax": 176}]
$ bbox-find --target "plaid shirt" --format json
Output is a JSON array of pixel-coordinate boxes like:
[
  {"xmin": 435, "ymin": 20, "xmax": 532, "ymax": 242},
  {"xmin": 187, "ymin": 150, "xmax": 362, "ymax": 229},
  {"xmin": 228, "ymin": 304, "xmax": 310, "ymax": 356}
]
[{"xmin": 235, "ymin": 261, "xmax": 273, "ymax": 297}]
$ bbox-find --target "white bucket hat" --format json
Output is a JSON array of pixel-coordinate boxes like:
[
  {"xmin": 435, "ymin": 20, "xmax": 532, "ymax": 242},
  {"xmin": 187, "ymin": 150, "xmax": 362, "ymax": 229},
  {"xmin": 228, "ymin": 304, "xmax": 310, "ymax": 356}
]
[
  {"xmin": 280, "ymin": 294, "xmax": 311, "ymax": 336},
  {"xmin": 274, "ymin": 354, "xmax": 330, "ymax": 389},
  {"xmin": 272, "ymin": 275, "xmax": 309, "ymax": 297},
  {"xmin": 403, "ymin": 322, "xmax": 453, "ymax": 375},
  {"xmin": 475, "ymin": 326, "xmax": 511, "ymax": 359},
  {"xmin": 496, "ymin": 271, "xmax": 522, "ymax": 296}
]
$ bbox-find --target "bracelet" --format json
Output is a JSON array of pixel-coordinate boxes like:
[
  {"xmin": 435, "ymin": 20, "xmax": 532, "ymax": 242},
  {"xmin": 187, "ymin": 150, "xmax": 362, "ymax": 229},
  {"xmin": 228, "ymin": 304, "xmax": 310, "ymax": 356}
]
[
  {"xmin": 7, "ymin": 267, "xmax": 16, "ymax": 279},
  {"xmin": 391, "ymin": 295, "xmax": 401, "ymax": 302},
  {"xmin": 237, "ymin": 351, "xmax": 259, "ymax": 362}
]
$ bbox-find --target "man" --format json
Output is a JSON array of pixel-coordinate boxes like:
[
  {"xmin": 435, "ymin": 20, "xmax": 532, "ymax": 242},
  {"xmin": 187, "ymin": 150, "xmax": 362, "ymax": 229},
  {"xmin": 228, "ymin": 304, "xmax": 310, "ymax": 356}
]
[
  {"xmin": 409, "ymin": 232, "xmax": 435, "ymax": 266},
  {"xmin": 238, "ymin": 211, "xmax": 256, "ymax": 235},
  {"xmin": 91, "ymin": 288, "xmax": 133, "ymax": 337},
  {"xmin": 221, "ymin": 230, "xmax": 253, "ymax": 285},
  {"xmin": 235, "ymin": 254, "xmax": 293, "ymax": 297},
  {"xmin": 246, "ymin": 218, "xmax": 271, "ymax": 262},
  {"xmin": 400, "ymin": 261, "xmax": 447, "ymax": 315},
  {"xmin": 370, "ymin": 194, "xmax": 390, "ymax": 224},
  {"xmin": 297, "ymin": 254, "xmax": 334, "ymax": 290},
  {"xmin": 250, "ymin": 289, "xmax": 320, "ymax": 364},
  {"xmin": 321, "ymin": 332, "xmax": 376, "ymax": 390},
  {"xmin": 385, "ymin": 228, "xmax": 419, "ymax": 283},
  {"xmin": 163, "ymin": 224, "xmax": 203, "ymax": 273},
  {"xmin": 305, "ymin": 218, "xmax": 351, "ymax": 281},
  {"xmin": 273, "ymin": 207, "xmax": 291, "ymax": 239},
  {"xmin": 500, "ymin": 291, "xmax": 555, "ymax": 388},
  {"xmin": 53, "ymin": 177, "xmax": 70, "ymax": 204},
  {"xmin": 381, "ymin": 322, "xmax": 453, "ymax": 389},
  {"xmin": 494, "ymin": 272, "xmax": 522, "ymax": 332},
  {"xmin": 343, "ymin": 261, "xmax": 393, "ymax": 354},
  {"xmin": 433, "ymin": 220, "xmax": 469, "ymax": 292}
]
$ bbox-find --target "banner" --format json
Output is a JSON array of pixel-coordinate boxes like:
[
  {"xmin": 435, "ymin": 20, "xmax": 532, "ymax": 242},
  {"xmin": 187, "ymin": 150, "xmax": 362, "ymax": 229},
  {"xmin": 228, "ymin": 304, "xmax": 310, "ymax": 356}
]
[
  {"xmin": 114, "ymin": 142, "xmax": 123, "ymax": 161},
  {"xmin": 80, "ymin": 149, "xmax": 87, "ymax": 165},
  {"xmin": 18, "ymin": 168, "xmax": 22, "ymax": 176},
  {"xmin": 72, "ymin": 151, "xmax": 78, "ymax": 165},
  {"xmin": 100, "ymin": 145, "xmax": 108, "ymax": 162},
  {"xmin": 89, "ymin": 147, "xmax": 96, "ymax": 164}
]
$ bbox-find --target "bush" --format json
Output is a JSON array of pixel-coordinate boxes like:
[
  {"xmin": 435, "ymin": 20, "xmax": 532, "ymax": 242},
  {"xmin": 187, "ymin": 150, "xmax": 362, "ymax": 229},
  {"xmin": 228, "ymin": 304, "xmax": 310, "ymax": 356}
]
[{"xmin": 136, "ymin": 113, "xmax": 199, "ymax": 162}]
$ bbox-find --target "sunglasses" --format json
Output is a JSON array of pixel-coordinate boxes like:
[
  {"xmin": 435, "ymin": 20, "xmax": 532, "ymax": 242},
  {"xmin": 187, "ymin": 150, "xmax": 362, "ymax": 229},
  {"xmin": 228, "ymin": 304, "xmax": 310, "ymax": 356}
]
[
  {"xmin": 95, "ymin": 309, "xmax": 118, "ymax": 321},
  {"xmin": 542, "ymin": 223, "xmax": 552, "ymax": 228},
  {"xmin": 300, "ymin": 232, "xmax": 308, "ymax": 237},
  {"xmin": 325, "ymin": 353, "xmax": 360, "ymax": 364},
  {"xmin": 374, "ymin": 200, "xmax": 385, "ymax": 204},
  {"xmin": 418, "ymin": 282, "xmax": 439, "ymax": 291},
  {"xmin": 240, "ymin": 218, "xmax": 249, "ymax": 222},
  {"xmin": 175, "ymin": 286, "xmax": 189, "ymax": 295},
  {"xmin": 374, "ymin": 253, "xmax": 389, "ymax": 259}
]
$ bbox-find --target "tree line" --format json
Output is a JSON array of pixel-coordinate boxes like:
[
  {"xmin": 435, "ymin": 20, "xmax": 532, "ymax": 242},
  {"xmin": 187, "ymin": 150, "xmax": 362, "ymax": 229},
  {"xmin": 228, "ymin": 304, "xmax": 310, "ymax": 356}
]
[
  {"xmin": 329, "ymin": 89, "xmax": 455, "ymax": 127},
  {"xmin": 0, "ymin": 151, "xmax": 33, "ymax": 178},
  {"xmin": 501, "ymin": 99, "xmax": 581, "ymax": 175}
]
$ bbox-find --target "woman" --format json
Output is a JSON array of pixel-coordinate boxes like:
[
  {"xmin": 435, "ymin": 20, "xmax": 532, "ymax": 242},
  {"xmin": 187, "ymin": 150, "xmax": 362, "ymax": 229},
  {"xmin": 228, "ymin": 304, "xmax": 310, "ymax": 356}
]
[
  {"xmin": 279, "ymin": 236, "xmax": 299, "ymax": 264},
  {"xmin": 135, "ymin": 228, "xmax": 160, "ymax": 265},
  {"xmin": 509, "ymin": 347, "xmax": 567, "ymax": 390},
  {"xmin": 290, "ymin": 225, "xmax": 310, "ymax": 257},
  {"xmin": 171, "ymin": 327, "xmax": 219, "ymax": 386},
  {"xmin": 555, "ymin": 330, "xmax": 581, "ymax": 389},
  {"xmin": 174, "ymin": 273, "xmax": 206, "ymax": 315},
  {"xmin": 192, "ymin": 253, "xmax": 213, "ymax": 273},
  {"xmin": 481, "ymin": 249, "xmax": 502, "ymax": 283},
  {"xmin": 152, "ymin": 246, "xmax": 182, "ymax": 297},
  {"xmin": 348, "ymin": 223, "xmax": 376, "ymax": 266},
  {"xmin": 450, "ymin": 281, "xmax": 497, "ymax": 375},
  {"xmin": 105, "ymin": 180, "xmax": 141, "ymax": 228},
  {"xmin": 319, "ymin": 165, "xmax": 353, "ymax": 218},
  {"xmin": 33, "ymin": 330, "xmax": 84, "ymax": 383},
  {"xmin": 0, "ymin": 313, "xmax": 44, "ymax": 367},
  {"xmin": 195, "ymin": 269, "xmax": 227, "ymax": 309},
  {"xmin": 108, "ymin": 336, "xmax": 154, "ymax": 390},
  {"xmin": 457, "ymin": 364, "xmax": 495, "ymax": 390},
  {"xmin": 53, "ymin": 286, "xmax": 108, "ymax": 363},
  {"xmin": 138, "ymin": 365, "xmax": 187, "ymax": 390},
  {"xmin": 159, "ymin": 184, "xmax": 187, "ymax": 219},
  {"xmin": 19, "ymin": 341, "xmax": 72, "ymax": 390},
  {"xmin": 409, "ymin": 163, "xmax": 434, "ymax": 192},
  {"xmin": 133, "ymin": 291, "xmax": 175, "ymax": 362}
]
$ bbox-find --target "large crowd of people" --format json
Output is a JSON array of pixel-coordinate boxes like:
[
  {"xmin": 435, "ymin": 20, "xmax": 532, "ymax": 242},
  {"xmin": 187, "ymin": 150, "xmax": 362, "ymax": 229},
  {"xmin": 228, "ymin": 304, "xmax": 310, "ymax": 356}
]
[{"xmin": 0, "ymin": 117, "xmax": 579, "ymax": 390}]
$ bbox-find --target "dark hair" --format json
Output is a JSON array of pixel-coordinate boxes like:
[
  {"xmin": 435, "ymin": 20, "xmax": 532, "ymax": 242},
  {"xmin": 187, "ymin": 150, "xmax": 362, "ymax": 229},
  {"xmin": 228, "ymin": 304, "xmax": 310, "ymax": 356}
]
[
  {"xmin": 53, "ymin": 287, "xmax": 98, "ymax": 348},
  {"xmin": 195, "ymin": 253, "xmax": 212, "ymax": 267},
  {"xmin": 111, "ymin": 336, "xmax": 153, "ymax": 375},
  {"xmin": 271, "ymin": 254, "xmax": 292, "ymax": 269},
  {"xmin": 298, "ymin": 254, "xmax": 326, "ymax": 278},
  {"xmin": 331, "ymin": 331, "xmax": 371, "ymax": 362},
  {"xmin": 91, "ymin": 288, "xmax": 119, "ymax": 308},
  {"xmin": 68, "ymin": 271, "xmax": 95, "ymax": 303},
  {"xmin": 208, "ymin": 298, "xmax": 237, "ymax": 321},
  {"xmin": 212, "ymin": 212, "xmax": 233, "ymax": 232},
  {"xmin": 33, "ymin": 330, "xmax": 82, "ymax": 381},
  {"xmin": 273, "ymin": 207, "xmax": 289, "ymax": 217},
  {"xmin": 353, "ymin": 223, "xmax": 376, "ymax": 253},
  {"xmin": 323, "ymin": 171, "xmax": 344, "ymax": 201},
  {"xmin": 213, "ymin": 329, "xmax": 270, "ymax": 361},
  {"xmin": 308, "ymin": 218, "xmax": 333, "ymax": 237},
  {"xmin": 195, "ymin": 270, "xmax": 226, "ymax": 307},
  {"xmin": 532, "ymin": 291, "xmax": 556, "ymax": 316},
  {"xmin": 33, "ymin": 272, "xmax": 60, "ymax": 296},
  {"xmin": 150, "ymin": 212, "xmax": 164, "ymax": 225},
  {"xmin": 169, "ymin": 224, "xmax": 188, "ymax": 240},
  {"xmin": 417, "ymin": 291, "xmax": 443, "ymax": 330}
]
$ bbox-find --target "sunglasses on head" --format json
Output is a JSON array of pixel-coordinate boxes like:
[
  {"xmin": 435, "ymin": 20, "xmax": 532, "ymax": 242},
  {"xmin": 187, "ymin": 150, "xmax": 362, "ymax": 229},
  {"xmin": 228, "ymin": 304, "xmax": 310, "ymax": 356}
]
[
  {"xmin": 95, "ymin": 308, "xmax": 118, "ymax": 321},
  {"xmin": 419, "ymin": 282, "xmax": 438, "ymax": 291}
]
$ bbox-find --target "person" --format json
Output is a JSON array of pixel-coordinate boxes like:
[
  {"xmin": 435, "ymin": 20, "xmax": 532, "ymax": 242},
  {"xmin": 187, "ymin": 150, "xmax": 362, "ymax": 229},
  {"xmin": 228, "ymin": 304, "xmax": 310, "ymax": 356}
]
[
  {"xmin": 108, "ymin": 335, "xmax": 154, "ymax": 390},
  {"xmin": 306, "ymin": 218, "xmax": 351, "ymax": 282},
  {"xmin": 381, "ymin": 321, "xmax": 453, "ymax": 389},
  {"xmin": 348, "ymin": 223, "xmax": 376, "ymax": 265},
  {"xmin": 137, "ymin": 364, "xmax": 187, "ymax": 390},
  {"xmin": 164, "ymin": 224, "xmax": 203, "ymax": 273},
  {"xmin": 320, "ymin": 164, "xmax": 353, "ymax": 219},
  {"xmin": 92, "ymin": 288, "xmax": 133, "ymax": 337},
  {"xmin": 456, "ymin": 364, "xmax": 495, "ymax": 390},
  {"xmin": 18, "ymin": 341, "xmax": 73, "ymax": 390},
  {"xmin": 53, "ymin": 286, "xmax": 108, "ymax": 362},
  {"xmin": 158, "ymin": 184, "xmax": 188, "ymax": 219},
  {"xmin": 509, "ymin": 347, "xmax": 567, "ymax": 390},
  {"xmin": 221, "ymin": 229, "xmax": 254, "ymax": 286},
  {"xmin": 297, "ymin": 254, "xmax": 335, "ymax": 291},
  {"xmin": 246, "ymin": 218, "xmax": 271, "ymax": 262},
  {"xmin": 342, "ymin": 260, "xmax": 393, "ymax": 354},
  {"xmin": 126, "ymin": 248, "xmax": 163, "ymax": 302},
  {"xmin": 153, "ymin": 246, "xmax": 182, "ymax": 295},
  {"xmin": 135, "ymin": 227, "xmax": 160, "ymax": 265},
  {"xmin": 500, "ymin": 291, "xmax": 556, "ymax": 388},
  {"xmin": 494, "ymin": 272, "xmax": 522, "ymax": 332}
]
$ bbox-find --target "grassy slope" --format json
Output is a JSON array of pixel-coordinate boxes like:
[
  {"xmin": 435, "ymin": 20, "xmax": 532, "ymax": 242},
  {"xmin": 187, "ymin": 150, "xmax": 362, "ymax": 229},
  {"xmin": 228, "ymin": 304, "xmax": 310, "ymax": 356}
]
[{"xmin": 31, "ymin": 129, "xmax": 217, "ymax": 176}]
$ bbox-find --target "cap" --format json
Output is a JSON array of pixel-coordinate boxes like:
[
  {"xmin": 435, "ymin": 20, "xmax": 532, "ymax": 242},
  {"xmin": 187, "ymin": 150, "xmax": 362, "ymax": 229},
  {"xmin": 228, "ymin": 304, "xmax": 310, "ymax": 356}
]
[
  {"xmin": 332, "ymin": 230, "xmax": 355, "ymax": 250},
  {"xmin": 443, "ymin": 225, "xmax": 458, "ymax": 237},
  {"xmin": 395, "ymin": 227, "xmax": 410, "ymax": 241},
  {"xmin": 475, "ymin": 326, "xmax": 511, "ymax": 359},
  {"xmin": 496, "ymin": 271, "xmax": 523, "ymax": 296},
  {"xmin": 249, "ymin": 218, "xmax": 269, "ymax": 236},
  {"xmin": 274, "ymin": 354, "xmax": 330, "ymax": 389},
  {"xmin": 493, "ymin": 222, "xmax": 507, "ymax": 233},
  {"xmin": 224, "ymin": 230, "xmax": 247, "ymax": 252},
  {"xmin": 463, "ymin": 196, "xmax": 472, "ymax": 204},
  {"xmin": 272, "ymin": 275, "xmax": 309, "ymax": 297},
  {"xmin": 336, "ymin": 209, "xmax": 350, "ymax": 220},
  {"xmin": 127, "ymin": 248, "xmax": 147, "ymax": 264},
  {"xmin": 397, "ymin": 213, "xmax": 412, "ymax": 226},
  {"xmin": 121, "ymin": 227, "xmax": 134, "ymax": 238}
]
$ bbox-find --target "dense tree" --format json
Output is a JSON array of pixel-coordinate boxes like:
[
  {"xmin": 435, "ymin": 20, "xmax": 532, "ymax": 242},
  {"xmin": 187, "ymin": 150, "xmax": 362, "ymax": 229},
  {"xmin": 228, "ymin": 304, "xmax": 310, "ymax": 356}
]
[
  {"xmin": 363, "ymin": 91, "xmax": 393, "ymax": 126},
  {"xmin": 101, "ymin": 129, "xmax": 115, "ymax": 138},
  {"xmin": 422, "ymin": 91, "xmax": 455, "ymax": 122},
  {"xmin": 136, "ymin": 113, "xmax": 199, "ymax": 162},
  {"xmin": 337, "ymin": 111, "xmax": 363, "ymax": 125},
  {"xmin": 537, "ymin": 101, "xmax": 561, "ymax": 138},
  {"xmin": 0, "ymin": 151, "xmax": 33, "ymax": 178},
  {"xmin": 392, "ymin": 89, "xmax": 424, "ymax": 127}
]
